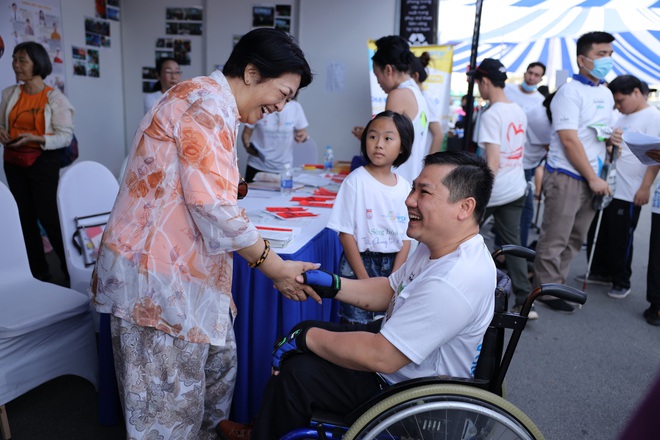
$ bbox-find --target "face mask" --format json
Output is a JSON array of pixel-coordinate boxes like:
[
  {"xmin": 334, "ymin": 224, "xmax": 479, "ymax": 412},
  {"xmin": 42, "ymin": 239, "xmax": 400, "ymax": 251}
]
[
  {"xmin": 584, "ymin": 56, "xmax": 613, "ymax": 80},
  {"xmin": 521, "ymin": 81, "xmax": 538, "ymax": 92}
]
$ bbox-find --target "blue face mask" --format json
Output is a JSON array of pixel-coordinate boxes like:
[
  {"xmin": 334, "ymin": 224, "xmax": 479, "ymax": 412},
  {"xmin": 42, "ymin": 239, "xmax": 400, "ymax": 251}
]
[
  {"xmin": 584, "ymin": 56, "xmax": 613, "ymax": 80},
  {"xmin": 521, "ymin": 81, "xmax": 538, "ymax": 92}
]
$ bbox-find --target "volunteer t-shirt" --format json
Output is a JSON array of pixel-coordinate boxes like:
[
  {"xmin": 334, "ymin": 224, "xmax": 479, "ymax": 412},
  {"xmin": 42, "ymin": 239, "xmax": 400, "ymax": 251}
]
[
  {"xmin": 548, "ymin": 79, "xmax": 614, "ymax": 177},
  {"xmin": 477, "ymin": 101, "xmax": 527, "ymax": 207}
]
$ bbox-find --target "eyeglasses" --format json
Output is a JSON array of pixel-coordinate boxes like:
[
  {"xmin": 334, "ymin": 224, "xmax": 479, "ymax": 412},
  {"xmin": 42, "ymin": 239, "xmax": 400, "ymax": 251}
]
[
  {"xmin": 163, "ymin": 70, "xmax": 183, "ymax": 76},
  {"xmin": 237, "ymin": 177, "xmax": 248, "ymax": 200}
]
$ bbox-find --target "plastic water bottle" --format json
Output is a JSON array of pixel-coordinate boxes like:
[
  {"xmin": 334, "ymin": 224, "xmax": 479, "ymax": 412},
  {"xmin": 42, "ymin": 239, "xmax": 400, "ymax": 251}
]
[
  {"xmin": 324, "ymin": 145, "xmax": 334, "ymax": 171},
  {"xmin": 280, "ymin": 163, "xmax": 293, "ymax": 195}
]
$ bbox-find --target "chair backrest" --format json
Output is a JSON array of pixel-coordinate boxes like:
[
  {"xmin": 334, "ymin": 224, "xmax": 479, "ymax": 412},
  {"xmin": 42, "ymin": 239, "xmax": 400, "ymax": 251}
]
[
  {"xmin": 57, "ymin": 161, "xmax": 119, "ymax": 294},
  {"xmin": 292, "ymin": 137, "xmax": 318, "ymax": 167},
  {"xmin": 0, "ymin": 182, "xmax": 33, "ymax": 281}
]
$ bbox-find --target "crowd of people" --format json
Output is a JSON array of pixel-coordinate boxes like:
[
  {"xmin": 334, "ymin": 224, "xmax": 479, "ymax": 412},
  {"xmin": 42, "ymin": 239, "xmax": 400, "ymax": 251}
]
[{"xmin": 2, "ymin": 26, "xmax": 659, "ymax": 440}]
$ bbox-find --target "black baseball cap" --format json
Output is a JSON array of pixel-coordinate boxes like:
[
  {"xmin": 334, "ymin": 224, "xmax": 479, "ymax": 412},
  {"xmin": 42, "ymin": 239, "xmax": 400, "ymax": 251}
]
[{"xmin": 467, "ymin": 58, "xmax": 508, "ymax": 81}]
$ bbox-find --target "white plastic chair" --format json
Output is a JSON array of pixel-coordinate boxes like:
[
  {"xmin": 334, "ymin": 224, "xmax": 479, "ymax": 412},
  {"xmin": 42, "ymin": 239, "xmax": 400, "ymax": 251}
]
[
  {"xmin": 0, "ymin": 182, "xmax": 98, "ymax": 439},
  {"xmin": 292, "ymin": 137, "xmax": 318, "ymax": 167},
  {"xmin": 57, "ymin": 161, "xmax": 119, "ymax": 295}
]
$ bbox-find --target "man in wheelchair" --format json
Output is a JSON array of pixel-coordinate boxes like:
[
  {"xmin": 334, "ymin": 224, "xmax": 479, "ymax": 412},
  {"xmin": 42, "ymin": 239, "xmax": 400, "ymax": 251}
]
[{"xmin": 219, "ymin": 151, "xmax": 497, "ymax": 440}]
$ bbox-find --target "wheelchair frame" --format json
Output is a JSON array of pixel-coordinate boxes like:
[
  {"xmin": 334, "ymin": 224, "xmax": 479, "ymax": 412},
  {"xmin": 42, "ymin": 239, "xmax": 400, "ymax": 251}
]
[{"xmin": 279, "ymin": 245, "xmax": 586, "ymax": 440}]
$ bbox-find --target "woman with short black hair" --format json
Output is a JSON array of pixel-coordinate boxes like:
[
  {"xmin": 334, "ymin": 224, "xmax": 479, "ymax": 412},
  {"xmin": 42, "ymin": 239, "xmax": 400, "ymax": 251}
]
[
  {"xmin": 92, "ymin": 28, "xmax": 317, "ymax": 439},
  {"xmin": 0, "ymin": 41, "xmax": 74, "ymax": 283}
]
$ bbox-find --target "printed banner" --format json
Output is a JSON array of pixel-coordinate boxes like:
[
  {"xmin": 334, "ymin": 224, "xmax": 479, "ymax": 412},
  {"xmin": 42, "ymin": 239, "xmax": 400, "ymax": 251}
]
[{"xmin": 0, "ymin": 0, "xmax": 66, "ymax": 93}]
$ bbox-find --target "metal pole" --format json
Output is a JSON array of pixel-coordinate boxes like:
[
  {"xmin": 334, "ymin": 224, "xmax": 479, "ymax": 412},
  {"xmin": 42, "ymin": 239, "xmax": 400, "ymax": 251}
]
[{"xmin": 463, "ymin": 0, "xmax": 484, "ymax": 151}]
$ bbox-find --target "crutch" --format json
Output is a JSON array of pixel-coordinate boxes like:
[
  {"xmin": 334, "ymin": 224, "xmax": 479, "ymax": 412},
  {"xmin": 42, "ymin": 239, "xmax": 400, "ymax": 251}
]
[
  {"xmin": 583, "ymin": 143, "xmax": 620, "ymax": 291},
  {"xmin": 531, "ymin": 156, "xmax": 546, "ymax": 233}
]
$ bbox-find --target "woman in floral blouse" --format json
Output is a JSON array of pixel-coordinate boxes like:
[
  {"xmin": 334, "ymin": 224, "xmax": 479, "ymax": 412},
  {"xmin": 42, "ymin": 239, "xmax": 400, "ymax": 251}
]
[{"xmin": 91, "ymin": 29, "xmax": 316, "ymax": 439}]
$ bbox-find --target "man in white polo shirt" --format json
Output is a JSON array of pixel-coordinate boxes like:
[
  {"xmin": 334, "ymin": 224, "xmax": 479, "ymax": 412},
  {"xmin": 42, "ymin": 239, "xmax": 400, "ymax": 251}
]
[
  {"xmin": 533, "ymin": 31, "xmax": 622, "ymax": 313},
  {"xmin": 505, "ymin": 62, "xmax": 547, "ymax": 248}
]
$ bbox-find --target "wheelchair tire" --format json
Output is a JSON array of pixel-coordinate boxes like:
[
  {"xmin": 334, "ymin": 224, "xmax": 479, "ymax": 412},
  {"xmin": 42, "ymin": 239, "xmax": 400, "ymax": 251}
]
[{"xmin": 344, "ymin": 383, "xmax": 544, "ymax": 440}]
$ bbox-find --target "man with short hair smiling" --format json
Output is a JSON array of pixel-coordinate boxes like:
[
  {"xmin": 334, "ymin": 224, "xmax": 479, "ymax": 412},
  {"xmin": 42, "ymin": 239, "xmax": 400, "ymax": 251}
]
[
  {"xmin": 533, "ymin": 31, "xmax": 623, "ymax": 313},
  {"xmin": 217, "ymin": 151, "xmax": 497, "ymax": 440}
]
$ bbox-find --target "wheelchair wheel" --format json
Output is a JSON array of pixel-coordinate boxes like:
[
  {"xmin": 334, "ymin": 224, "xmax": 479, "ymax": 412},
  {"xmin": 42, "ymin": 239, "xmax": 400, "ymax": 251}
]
[{"xmin": 344, "ymin": 384, "xmax": 543, "ymax": 440}]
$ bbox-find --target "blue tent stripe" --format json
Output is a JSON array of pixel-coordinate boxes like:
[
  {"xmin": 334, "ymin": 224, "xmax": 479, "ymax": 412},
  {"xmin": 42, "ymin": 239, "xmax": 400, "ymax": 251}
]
[
  {"xmin": 507, "ymin": 42, "xmax": 536, "ymax": 71},
  {"xmin": 532, "ymin": 9, "xmax": 576, "ymax": 40},
  {"xmin": 560, "ymin": 39, "xmax": 575, "ymax": 76},
  {"xmin": 479, "ymin": 9, "xmax": 547, "ymax": 41},
  {"xmin": 604, "ymin": 8, "xmax": 627, "ymax": 32},
  {"xmin": 616, "ymin": 32, "xmax": 660, "ymax": 67},
  {"xmin": 538, "ymin": 39, "xmax": 550, "ymax": 65},
  {"xmin": 651, "ymin": 1, "xmax": 660, "ymax": 7},
  {"xmin": 560, "ymin": 9, "xmax": 590, "ymax": 37},
  {"xmin": 511, "ymin": 0, "xmax": 545, "ymax": 5},
  {"xmin": 577, "ymin": 0, "xmax": 610, "ymax": 6}
]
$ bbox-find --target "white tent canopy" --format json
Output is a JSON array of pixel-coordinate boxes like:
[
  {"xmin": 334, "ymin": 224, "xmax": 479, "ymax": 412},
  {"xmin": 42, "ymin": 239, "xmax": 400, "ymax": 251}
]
[{"xmin": 438, "ymin": 0, "xmax": 660, "ymax": 84}]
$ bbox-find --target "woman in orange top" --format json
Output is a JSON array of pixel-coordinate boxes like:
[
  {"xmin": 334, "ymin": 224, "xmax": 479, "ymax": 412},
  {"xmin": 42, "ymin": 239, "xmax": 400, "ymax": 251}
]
[
  {"xmin": 91, "ymin": 28, "xmax": 318, "ymax": 438},
  {"xmin": 0, "ymin": 42, "xmax": 75, "ymax": 283}
]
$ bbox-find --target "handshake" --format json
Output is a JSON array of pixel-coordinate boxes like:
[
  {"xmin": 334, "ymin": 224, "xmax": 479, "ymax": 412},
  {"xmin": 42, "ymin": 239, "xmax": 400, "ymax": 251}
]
[{"xmin": 272, "ymin": 269, "xmax": 341, "ymax": 370}]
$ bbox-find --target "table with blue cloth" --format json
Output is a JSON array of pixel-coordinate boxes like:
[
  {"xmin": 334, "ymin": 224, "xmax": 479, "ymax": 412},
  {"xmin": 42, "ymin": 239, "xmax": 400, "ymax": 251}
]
[{"xmin": 231, "ymin": 184, "xmax": 342, "ymax": 422}]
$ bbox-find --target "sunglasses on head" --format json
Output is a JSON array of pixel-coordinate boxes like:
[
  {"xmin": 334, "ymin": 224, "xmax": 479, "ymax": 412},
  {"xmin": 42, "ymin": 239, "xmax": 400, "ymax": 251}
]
[{"xmin": 237, "ymin": 177, "xmax": 248, "ymax": 200}]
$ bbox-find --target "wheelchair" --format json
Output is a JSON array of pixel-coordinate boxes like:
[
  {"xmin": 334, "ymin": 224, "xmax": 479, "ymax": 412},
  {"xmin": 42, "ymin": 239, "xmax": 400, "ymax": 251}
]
[{"xmin": 279, "ymin": 245, "xmax": 587, "ymax": 440}]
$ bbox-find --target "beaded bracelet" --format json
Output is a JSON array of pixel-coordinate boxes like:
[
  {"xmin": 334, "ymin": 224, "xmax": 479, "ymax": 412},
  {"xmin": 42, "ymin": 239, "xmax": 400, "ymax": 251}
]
[{"xmin": 248, "ymin": 239, "xmax": 270, "ymax": 268}]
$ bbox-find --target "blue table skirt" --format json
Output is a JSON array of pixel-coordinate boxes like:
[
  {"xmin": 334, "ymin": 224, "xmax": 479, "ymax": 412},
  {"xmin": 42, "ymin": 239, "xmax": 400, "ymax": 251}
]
[
  {"xmin": 98, "ymin": 227, "xmax": 341, "ymax": 426},
  {"xmin": 231, "ymin": 227, "xmax": 341, "ymax": 423}
]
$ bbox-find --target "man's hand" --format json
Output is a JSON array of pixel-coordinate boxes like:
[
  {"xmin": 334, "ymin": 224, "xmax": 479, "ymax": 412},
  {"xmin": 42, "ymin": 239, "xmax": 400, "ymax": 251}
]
[
  {"xmin": 634, "ymin": 186, "xmax": 651, "ymax": 206},
  {"xmin": 302, "ymin": 269, "xmax": 341, "ymax": 298},
  {"xmin": 294, "ymin": 128, "xmax": 309, "ymax": 143},
  {"xmin": 608, "ymin": 128, "xmax": 623, "ymax": 148},
  {"xmin": 245, "ymin": 142, "xmax": 259, "ymax": 157},
  {"xmin": 272, "ymin": 327, "xmax": 309, "ymax": 370},
  {"xmin": 588, "ymin": 176, "xmax": 611, "ymax": 197}
]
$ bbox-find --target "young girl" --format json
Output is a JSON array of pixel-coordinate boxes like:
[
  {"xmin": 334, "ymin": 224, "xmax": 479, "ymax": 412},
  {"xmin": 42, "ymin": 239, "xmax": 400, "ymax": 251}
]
[{"xmin": 327, "ymin": 110, "xmax": 414, "ymax": 324}]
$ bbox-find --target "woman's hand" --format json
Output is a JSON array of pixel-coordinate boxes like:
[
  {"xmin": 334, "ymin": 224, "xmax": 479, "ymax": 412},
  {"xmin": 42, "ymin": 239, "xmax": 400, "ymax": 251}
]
[
  {"xmin": 0, "ymin": 128, "xmax": 11, "ymax": 145},
  {"xmin": 351, "ymin": 126, "xmax": 364, "ymax": 140},
  {"xmin": 264, "ymin": 259, "xmax": 322, "ymax": 303},
  {"xmin": 4, "ymin": 133, "xmax": 44, "ymax": 148}
]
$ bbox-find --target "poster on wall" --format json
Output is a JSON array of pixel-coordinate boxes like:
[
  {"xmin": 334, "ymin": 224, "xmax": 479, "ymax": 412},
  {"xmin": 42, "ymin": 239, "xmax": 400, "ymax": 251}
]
[
  {"xmin": 165, "ymin": 7, "xmax": 203, "ymax": 36},
  {"xmin": 85, "ymin": 16, "xmax": 110, "ymax": 47},
  {"xmin": 252, "ymin": 4, "xmax": 292, "ymax": 32},
  {"xmin": 0, "ymin": 0, "xmax": 67, "ymax": 94},
  {"xmin": 95, "ymin": 0, "xmax": 120, "ymax": 21},
  {"xmin": 155, "ymin": 37, "xmax": 191, "ymax": 66},
  {"xmin": 72, "ymin": 46, "xmax": 87, "ymax": 76},
  {"xmin": 367, "ymin": 40, "xmax": 454, "ymax": 133}
]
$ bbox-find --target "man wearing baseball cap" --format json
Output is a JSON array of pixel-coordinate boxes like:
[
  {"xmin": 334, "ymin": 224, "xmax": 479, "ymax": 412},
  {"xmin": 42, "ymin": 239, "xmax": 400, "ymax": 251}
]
[{"xmin": 468, "ymin": 58, "xmax": 536, "ymax": 319}]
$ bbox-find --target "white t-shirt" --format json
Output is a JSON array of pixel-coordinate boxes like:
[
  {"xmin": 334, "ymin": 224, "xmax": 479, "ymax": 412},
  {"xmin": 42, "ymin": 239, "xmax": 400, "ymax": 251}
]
[
  {"xmin": 612, "ymin": 106, "xmax": 660, "ymax": 202},
  {"xmin": 246, "ymin": 101, "xmax": 308, "ymax": 173},
  {"xmin": 143, "ymin": 90, "xmax": 163, "ymax": 114},
  {"xmin": 477, "ymin": 101, "xmax": 528, "ymax": 207},
  {"xmin": 327, "ymin": 166, "xmax": 410, "ymax": 253},
  {"xmin": 524, "ymin": 104, "xmax": 552, "ymax": 169},
  {"xmin": 504, "ymin": 83, "xmax": 544, "ymax": 113},
  {"xmin": 394, "ymin": 78, "xmax": 430, "ymax": 183},
  {"xmin": 548, "ymin": 79, "xmax": 614, "ymax": 177},
  {"xmin": 380, "ymin": 235, "xmax": 496, "ymax": 383}
]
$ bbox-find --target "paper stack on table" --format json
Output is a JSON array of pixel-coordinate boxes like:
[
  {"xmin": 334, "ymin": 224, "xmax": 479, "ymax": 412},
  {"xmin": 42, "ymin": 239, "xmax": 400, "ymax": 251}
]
[{"xmin": 255, "ymin": 225, "xmax": 298, "ymax": 248}]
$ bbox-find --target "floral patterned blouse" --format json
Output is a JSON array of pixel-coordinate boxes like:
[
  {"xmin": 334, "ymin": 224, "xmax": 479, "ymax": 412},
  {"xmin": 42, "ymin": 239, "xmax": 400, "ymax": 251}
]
[{"xmin": 91, "ymin": 70, "xmax": 259, "ymax": 346}]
